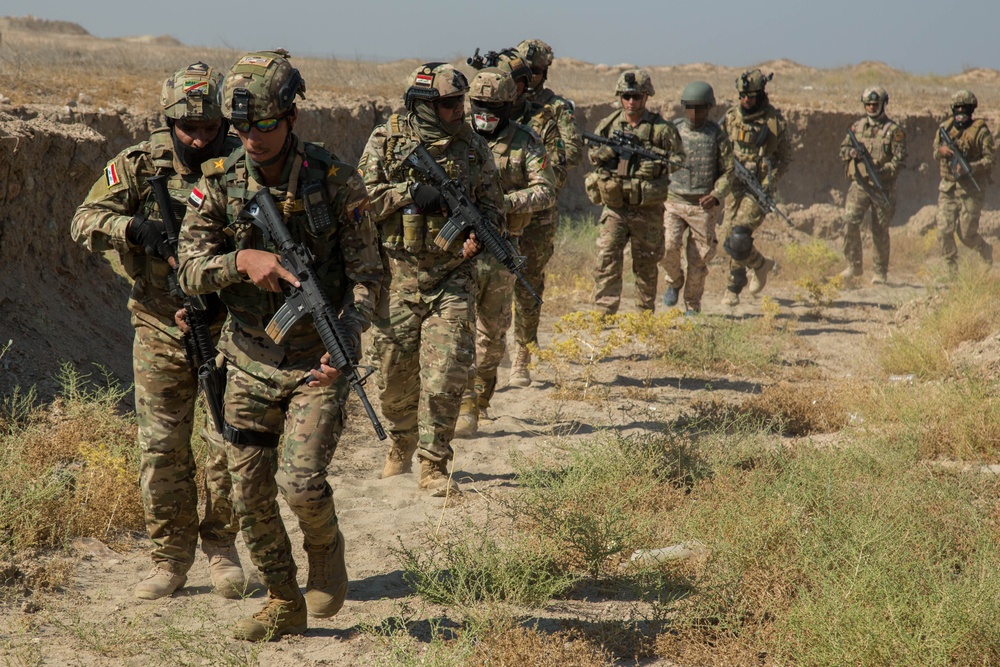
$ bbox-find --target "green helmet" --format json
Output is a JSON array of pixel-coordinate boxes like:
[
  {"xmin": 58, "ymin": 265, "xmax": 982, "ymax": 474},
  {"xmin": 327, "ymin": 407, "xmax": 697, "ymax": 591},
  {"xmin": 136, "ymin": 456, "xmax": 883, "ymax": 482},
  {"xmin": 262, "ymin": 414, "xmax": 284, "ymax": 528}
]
[
  {"xmin": 515, "ymin": 38, "xmax": 554, "ymax": 69},
  {"xmin": 951, "ymin": 89, "xmax": 978, "ymax": 110},
  {"xmin": 468, "ymin": 68, "xmax": 517, "ymax": 103},
  {"xmin": 735, "ymin": 69, "xmax": 772, "ymax": 94},
  {"xmin": 221, "ymin": 49, "xmax": 305, "ymax": 123},
  {"xmin": 404, "ymin": 62, "xmax": 469, "ymax": 111},
  {"xmin": 496, "ymin": 51, "xmax": 533, "ymax": 91},
  {"xmin": 680, "ymin": 81, "xmax": 715, "ymax": 107},
  {"xmin": 616, "ymin": 69, "xmax": 654, "ymax": 96},
  {"xmin": 161, "ymin": 62, "xmax": 223, "ymax": 121}
]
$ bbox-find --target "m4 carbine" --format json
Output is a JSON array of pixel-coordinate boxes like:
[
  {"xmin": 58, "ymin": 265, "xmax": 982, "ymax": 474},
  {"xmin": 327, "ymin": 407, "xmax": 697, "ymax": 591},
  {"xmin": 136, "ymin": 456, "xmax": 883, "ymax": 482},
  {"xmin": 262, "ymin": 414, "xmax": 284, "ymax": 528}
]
[
  {"xmin": 731, "ymin": 158, "xmax": 794, "ymax": 228},
  {"xmin": 847, "ymin": 129, "xmax": 892, "ymax": 209},
  {"xmin": 583, "ymin": 129, "xmax": 688, "ymax": 175},
  {"xmin": 938, "ymin": 126, "xmax": 982, "ymax": 192}
]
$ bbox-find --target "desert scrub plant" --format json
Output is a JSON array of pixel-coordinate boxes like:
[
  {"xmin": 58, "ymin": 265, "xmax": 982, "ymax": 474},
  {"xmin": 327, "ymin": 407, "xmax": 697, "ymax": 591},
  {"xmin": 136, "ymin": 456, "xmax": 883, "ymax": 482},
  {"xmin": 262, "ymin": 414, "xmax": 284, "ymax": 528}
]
[
  {"xmin": 780, "ymin": 238, "xmax": 842, "ymax": 283},
  {"xmin": 543, "ymin": 214, "xmax": 600, "ymax": 312}
]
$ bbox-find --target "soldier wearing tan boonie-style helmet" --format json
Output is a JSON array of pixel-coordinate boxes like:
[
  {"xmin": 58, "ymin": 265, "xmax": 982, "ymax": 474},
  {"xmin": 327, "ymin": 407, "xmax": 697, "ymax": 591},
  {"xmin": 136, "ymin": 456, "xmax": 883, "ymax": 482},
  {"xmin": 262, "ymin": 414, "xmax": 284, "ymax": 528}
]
[
  {"xmin": 71, "ymin": 61, "xmax": 245, "ymax": 604},
  {"xmin": 933, "ymin": 89, "xmax": 995, "ymax": 270}
]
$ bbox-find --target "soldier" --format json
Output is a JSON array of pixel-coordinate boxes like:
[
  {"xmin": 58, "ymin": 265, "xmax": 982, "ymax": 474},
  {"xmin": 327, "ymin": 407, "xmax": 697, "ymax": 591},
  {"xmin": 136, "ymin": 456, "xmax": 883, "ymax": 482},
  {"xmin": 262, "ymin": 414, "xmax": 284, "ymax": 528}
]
[
  {"xmin": 587, "ymin": 69, "xmax": 683, "ymax": 315},
  {"xmin": 71, "ymin": 62, "xmax": 245, "ymax": 601},
  {"xmin": 660, "ymin": 81, "xmax": 732, "ymax": 314},
  {"xmin": 454, "ymin": 68, "xmax": 556, "ymax": 437},
  {"xmin": 359, "ymin": 63, "xmax": 505, "ymax": 494},
  {"xmin": 934, "ymin": 89, "xmax": 995, "ymax": 270},
  {"xmin": 839, "ymin": 87, "xmax": 907, "ymax": 284},
  {"xmin": 178, "ymin": 50, "xmax": 384, "ymax": 640},
  {"xmin": 720, "ymin": 69, "xmax": 791, "ymax": 306},
  {"xmin": 516, "ymin": 38, "xmax": 583, "ymax": 170}
]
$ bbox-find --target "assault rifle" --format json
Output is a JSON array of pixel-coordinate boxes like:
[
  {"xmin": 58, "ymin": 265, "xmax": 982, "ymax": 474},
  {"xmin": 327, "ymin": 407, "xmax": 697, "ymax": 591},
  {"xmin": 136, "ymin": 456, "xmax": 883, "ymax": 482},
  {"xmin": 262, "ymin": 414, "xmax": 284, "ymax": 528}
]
[
  {"xmin": 847, "ymin": 129, "xmax": 891, "ymax": 209},
  {"xmin": 467, "ymin": 48, "xmax": 504, "ymax": 70},
  {"xmin": 938, "ymin": 126, "xmax": 982, "ymax": 192},
  {"xmin": 732, "ymin": 158, "xmax": 794, "ymax": 228},
  {"xmin": 147, "ymin": 174, "xmax": 226, "ymax": 434},
  {"xmin": 582, "ymin": 130, "xmax": 688, "ymax": 173},
  {"xmin": 401, "ymin": 144, "xmax": 543, "ymax": 305},
  {"xmin": 237, "ymin": 188, "xmax": 387, "ymax": 440}
]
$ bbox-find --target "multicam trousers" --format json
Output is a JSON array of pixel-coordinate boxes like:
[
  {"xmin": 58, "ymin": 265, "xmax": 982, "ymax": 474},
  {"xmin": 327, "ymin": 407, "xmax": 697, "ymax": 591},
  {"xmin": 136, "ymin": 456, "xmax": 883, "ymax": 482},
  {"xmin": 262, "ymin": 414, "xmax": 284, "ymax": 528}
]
[
  {"xmin": 467, "ymin": 254, "xmax": 515, "ymax": 409},
  {"xmin": 592, "ymin": 205, "xmax": 665, "ymax": 314},
  {"xmin": 842, "ymin": 181, "xmax": 894, "ymax": 275},
  {"xmin": 936, "ymin": 186, "xmax": 992, "ymax": 267},
  {"xmin": 513, "ymin": 209, "xmax": 557, "ymax": 348}
]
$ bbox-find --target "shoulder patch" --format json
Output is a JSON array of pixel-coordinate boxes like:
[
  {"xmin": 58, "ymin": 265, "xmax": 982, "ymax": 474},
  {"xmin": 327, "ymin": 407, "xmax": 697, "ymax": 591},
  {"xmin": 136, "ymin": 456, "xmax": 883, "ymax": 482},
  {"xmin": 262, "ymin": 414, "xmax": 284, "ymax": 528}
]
[
  {"xmin": 201, "ymin": 156, "xmax": 228, "ymax": 176},
  {"xmin": 188, "ymin": 186, "xmax": 205, "ymax": 209},
  {"xmin": 105, "ymin": 163, "xmax": 121, "ymax": 187},
  {"xmin": 894, "ymin": 129, "xmax": 905, "ymax": 142}
]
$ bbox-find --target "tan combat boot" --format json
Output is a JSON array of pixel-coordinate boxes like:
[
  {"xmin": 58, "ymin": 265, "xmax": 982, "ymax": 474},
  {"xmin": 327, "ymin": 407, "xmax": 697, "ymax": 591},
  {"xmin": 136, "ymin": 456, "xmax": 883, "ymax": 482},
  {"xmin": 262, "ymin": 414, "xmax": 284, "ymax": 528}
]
[
  {"xmin": 380, "ymin": 440, "xmax": 417, "ymax": 479},
  {"xmin": 839, "ymin": 264, "xmax": 862, "ymax": 280},
  {"xmin": 233, "ymin": 581, "xmax": 307, "ymax": 641},
  {"xmin": 418, "ymin": 457, "xmax": 460, "ymax": 497},
  {"xmin": 135, "ymin": 564, "xmax": 186, "ymax": 600},
  {"xmin": 202, "ymin": 541, "xmax": 246, "ymax": 600},
  {"xmin": 509, "ymin": 345, "xmax": 531, "ymax": 387},
  {"xmin": 871, "ymin": 272, "xmax": 887, "ymax": 285},
  {"xmin": 722, "ymin": 290, "xmax": 740, "ymax": 307},
  {"xmin": 453, "ymin": 397, "xmax": 479, "ymax": 439},
  {"xmin": 304, "ymin": 529, "xmax": 349, "ymax": 618},
  {"xmin": 748, "ymin": 258, "xmax": 775, "ymax": 295}
]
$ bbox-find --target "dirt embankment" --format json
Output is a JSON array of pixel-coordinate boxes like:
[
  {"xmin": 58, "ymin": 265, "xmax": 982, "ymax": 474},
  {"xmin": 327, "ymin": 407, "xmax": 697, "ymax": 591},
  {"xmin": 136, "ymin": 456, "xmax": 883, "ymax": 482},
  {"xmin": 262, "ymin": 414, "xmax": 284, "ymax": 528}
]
[{"xmin": 2, "ymin": 100, "xmax": 997, "ymax": 396}]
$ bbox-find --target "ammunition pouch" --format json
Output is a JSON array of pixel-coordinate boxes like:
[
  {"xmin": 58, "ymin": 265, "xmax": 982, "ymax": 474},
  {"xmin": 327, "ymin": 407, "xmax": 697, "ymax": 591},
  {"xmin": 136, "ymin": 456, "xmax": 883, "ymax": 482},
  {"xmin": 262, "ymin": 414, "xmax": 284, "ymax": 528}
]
[
  {"xmin": 584, "ymin": 171, "xmax": 603, "ymax": 205},
  {"xmin": 382, "ymin": 208, "xmax": 449, "ymax": 253},
  {"xmin": 596, "ymin": 173, "xmax": 624, "ymax": 208}
]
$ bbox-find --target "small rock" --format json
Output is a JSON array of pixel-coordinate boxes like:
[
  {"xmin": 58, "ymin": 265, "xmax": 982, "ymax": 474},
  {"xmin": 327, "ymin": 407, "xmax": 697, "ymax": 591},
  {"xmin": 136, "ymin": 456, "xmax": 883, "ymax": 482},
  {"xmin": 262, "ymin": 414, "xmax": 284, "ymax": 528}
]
[
  {"xmin": 21, "ymin": 600, "xmax": 39, "ymax": 614},
  {"xmin": 77, "ymin": 93, "xmax": 93, "ymax": 105}
]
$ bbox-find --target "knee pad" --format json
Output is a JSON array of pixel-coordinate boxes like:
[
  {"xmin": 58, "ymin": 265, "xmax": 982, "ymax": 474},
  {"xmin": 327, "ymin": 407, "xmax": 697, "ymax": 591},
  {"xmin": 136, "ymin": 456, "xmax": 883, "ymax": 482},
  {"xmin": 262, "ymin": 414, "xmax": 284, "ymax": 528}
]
[{"xmin": 723, "ymin": 226, "xmax": 754, "ymax": 261}]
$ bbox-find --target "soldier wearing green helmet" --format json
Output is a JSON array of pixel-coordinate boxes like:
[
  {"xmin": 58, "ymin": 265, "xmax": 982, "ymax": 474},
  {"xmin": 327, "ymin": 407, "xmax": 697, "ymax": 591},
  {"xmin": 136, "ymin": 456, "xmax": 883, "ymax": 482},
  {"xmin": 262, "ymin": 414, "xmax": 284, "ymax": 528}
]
[
  {"xmin": 587, "ymin": 68, "xmax": 684, "ymax": 315},
  {"xmin": 178, "ymin": 49, "xmax": 386, "ymax": 641},
  {"xmin": 660, "ymin": 81, "xmax": 733, "ymax": 314},
  {"xmin": 71, "ymin": 61, "xmax": 245, "ymax": 603},
  {"xmin": 933, "ymin": 89, "xmax": 995, "ymax": 269}
]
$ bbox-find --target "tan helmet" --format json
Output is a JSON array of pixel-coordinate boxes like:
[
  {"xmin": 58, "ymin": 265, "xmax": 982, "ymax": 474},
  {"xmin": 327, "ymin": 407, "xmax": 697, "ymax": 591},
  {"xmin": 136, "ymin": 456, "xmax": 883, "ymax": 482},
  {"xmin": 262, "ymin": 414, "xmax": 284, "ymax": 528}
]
[
  {"xmin": 516, "ymin": 38, "xmax": 554, "ymax": 69},
  {"xmin": 161, "ymin": 62, "xmax": 223, "ymax": 121},
  {"xmin": 735, "ymin": 69, "xmax": 772, "ymax": 94},
  {"xmin": 951, "ymin": 89, "xmax": 978, "ymax": 110},
  {"xmin": 861, "ymin": 86, "xmax": 889, "ymax": 106},
  {"xmin": 496, "ymin": 51, "xmax": 533, "ymax": 91},
  {"xmin": 404, "ymin": 62, "xmax": 469, "ymax": 112},
  {"xmin": 221, "ymin": 49, "xmax": 304, "ymax": 123},
  {"xmin": 468, "ymin": 68, "xmax": 517, "ymax": 103},
  {"xmin": 616, "ymin": 69, "xmax": 654, "ymax": 96}
]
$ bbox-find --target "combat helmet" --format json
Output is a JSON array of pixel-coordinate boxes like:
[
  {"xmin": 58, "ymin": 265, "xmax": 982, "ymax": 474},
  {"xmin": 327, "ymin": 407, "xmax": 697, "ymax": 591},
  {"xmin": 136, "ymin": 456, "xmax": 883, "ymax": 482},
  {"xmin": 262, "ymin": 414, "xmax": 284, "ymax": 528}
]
[
  {"xmin": 680, "ymin": 81, "xmax": 715, "ymax": 107},
  {"xmin": 735, "ymin": 69, "xmax": 772, "ymax": 95},
  {"xmin": 404, "ymin": 63, "xmax": 469, "ymax": 112},
  {"xmin": 161, "ymin": 62, "xmax": 223, "ymax": 120},
  {"xmin": 861, "ymin": 86, "xmax": 888, "ymax": 117},
  {"xmin": 469, "ymin": 67, "xmax": 517, "ymax": 103},
  {"xmin": 951, "ymin": 89, "xmax": 978, "ymax": 111},
  {"xmin": 221, "ymin": 49, "xmax": 305, "ymax": 124},
  {"xmin": 616, "ymin": 69, "xmax": 655, "ymax": 96},
  {"xmin": 516, "ymin": 39, "xmax": 554, "ymax": 70},
  {"xmin": 496, "ymin": 51, "xmax": 533, "ymax": 92}
]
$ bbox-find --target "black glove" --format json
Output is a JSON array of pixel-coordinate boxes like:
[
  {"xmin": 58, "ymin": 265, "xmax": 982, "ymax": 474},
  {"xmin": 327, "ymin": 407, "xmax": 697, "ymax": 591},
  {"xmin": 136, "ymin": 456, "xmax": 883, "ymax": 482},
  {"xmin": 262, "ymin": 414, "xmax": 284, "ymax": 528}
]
[
  {"xmin": 409, "ymin": 183, "xmax": 446, "ymax": 213},
  {"xmin": 127, "ymin": 214, "xmax": 173, "ymax": 262}
]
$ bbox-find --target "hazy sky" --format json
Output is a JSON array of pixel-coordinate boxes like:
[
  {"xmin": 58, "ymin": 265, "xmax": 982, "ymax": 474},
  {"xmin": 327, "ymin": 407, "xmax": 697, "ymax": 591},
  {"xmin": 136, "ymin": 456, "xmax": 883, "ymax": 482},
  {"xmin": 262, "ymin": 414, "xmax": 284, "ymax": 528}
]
[{"xmin": 4, "ymin": 0, "xmax": 998, "ymax": 75}]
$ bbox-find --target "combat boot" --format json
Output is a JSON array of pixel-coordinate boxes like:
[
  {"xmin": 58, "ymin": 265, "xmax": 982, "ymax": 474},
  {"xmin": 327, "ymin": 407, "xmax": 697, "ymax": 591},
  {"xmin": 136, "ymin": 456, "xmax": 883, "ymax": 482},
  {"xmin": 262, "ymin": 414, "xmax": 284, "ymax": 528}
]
[
  {"xmin": 135, "ymin": 564, "xmax": 186, "ymax": 600},
  {"xmin": 722, "ymin": 290, "xmax": 740, "ymax": 307},
  {"xmin": 202, "ymin": 541, "xmax": 246, "ymax": 600},
  {"xmin": 380, "ymin": 439, "xmax": 417, "ymax": 479},
  {"xmin": 839, "ymin": 264, "xmax": 862, "ymax": 279},
  {"xmin": 454, "ymin": 397, "xmax": 479, "ymax": 439},
  {"xmin": 233, "ymin": 581, "xmax": 306, "ymax": 641},
  {"xmin": 418, "ymin": 457, "xmax": 460, "ymax": 497},
  {"xmin": 304, "ymin": 529, "xmax": 348, "ymax": 618},
  {"xmin": 509, "ymin": 345, "xmax": 531, "ymax": 387},
  {"xmin": 748, "ymin": 258, "xmax": 775, "ymax": 295},
  {"xmin": 871, "ymin": 272, "xmax": 887, "ymax": 285}
]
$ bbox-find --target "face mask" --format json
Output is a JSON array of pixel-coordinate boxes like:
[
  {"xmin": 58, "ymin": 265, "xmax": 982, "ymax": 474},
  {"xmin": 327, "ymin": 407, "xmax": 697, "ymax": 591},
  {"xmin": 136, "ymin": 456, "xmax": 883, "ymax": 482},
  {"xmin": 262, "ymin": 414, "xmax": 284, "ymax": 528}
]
[
  {"xmin": 953, "ymin": 109, "xmax": 972, "ymax": 128},
  {"xmin": 472, "ymin": 112, "xmax": 501, "ymax": 133},
  {"xmin": 172, "ymin": 121, "xmax": 228, "ymax": 172}
]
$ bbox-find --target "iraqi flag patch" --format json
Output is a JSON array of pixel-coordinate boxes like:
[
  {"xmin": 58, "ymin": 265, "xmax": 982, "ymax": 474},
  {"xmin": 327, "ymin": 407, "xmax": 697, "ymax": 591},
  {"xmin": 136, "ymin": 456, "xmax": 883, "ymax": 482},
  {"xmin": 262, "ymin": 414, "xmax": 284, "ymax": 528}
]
[
  {"xmin": 188, "ymin": 186, "xmax": 205, "ymax": 209},
  {"xmin": 105, "ymin": 163, "xmax": 120, "ymax": 187},
  {"xmin": 414, "ymin": 73, "xmax": 434, "ymax": 88}
]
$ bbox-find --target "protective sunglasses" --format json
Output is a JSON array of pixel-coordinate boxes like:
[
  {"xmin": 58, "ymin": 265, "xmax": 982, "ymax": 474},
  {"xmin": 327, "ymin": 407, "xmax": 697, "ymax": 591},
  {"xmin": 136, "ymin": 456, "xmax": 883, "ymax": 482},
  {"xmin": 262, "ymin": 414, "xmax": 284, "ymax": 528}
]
[
  {"xmin": 232, "ymin": 115, "xmax": 286, "ymax": 133},
  {"xmin": 435, "ymin": 96, "xmax": 465, "ymax": 111},
  {"xmin": 620, "ymin": 93, "xmax": 644, "ymax": 101}
]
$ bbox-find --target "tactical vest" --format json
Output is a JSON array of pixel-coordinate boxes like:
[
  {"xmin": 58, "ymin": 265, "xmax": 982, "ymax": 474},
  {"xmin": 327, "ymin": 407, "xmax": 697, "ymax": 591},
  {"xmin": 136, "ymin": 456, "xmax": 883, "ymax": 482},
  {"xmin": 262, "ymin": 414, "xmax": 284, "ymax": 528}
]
[
  {"xmin": 847, "ymin": 118, "xmax": 899, "ymax": 182},
  {"xmin": 939, "ymin": 118, "xmax": 989, "ymax": 184},
  {"xmin": 669, "ymin": 119, "xmax": 721, "ymax": 196},
  {"xmin": 491, "ymin": 122, "xmax": 535, "ymax": 235},
  {"xmin": 728, "ymin": 106, "xmax": 781, "ymax": 171},
  {"xmin": 217, "ymin": 142, "xmax": 350, "ymax": 333}
]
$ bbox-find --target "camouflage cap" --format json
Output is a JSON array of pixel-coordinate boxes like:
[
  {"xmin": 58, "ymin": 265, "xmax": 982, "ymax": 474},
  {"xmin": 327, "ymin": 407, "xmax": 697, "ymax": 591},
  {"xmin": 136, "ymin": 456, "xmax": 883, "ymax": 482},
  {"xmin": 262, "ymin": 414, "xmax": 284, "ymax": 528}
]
[
  {"xmin": 516, "ymin": 39, "xmax": 554, "ymax": 69},
  {"xmin": 404, "ymin": 62, "xmax": 469, "ymax": 111},
  {"xmin": 221, "ymin": 49, "xmax": 305, "ymax": 122},
  {"xmin": 861, "ymin": 86, "xmax": 889, "ymax": 106},
  {"xmin": 735, "ymin": 69, "xmax": 772, "ymax": 94},
  {"xmin": 468, "ymin": 68, "xmax": 517, "ymax": 103},
  {"xmin": 680, "ymin": 81, "xmax": 715, "ymax": 107},
  {"xmin": 496, "ymin": 51, "xmax": 533, "ymax": 89},
  {"xmin": 951, "ymin": 89, "xmax": 978, "ymax": 110},
  {"xmin": 161, "ymin": 61, "xmax": 223, "ymax": 120},
  {"xmin": 616, "ymin": 69, "xmax": 654, "ymax": 96}
]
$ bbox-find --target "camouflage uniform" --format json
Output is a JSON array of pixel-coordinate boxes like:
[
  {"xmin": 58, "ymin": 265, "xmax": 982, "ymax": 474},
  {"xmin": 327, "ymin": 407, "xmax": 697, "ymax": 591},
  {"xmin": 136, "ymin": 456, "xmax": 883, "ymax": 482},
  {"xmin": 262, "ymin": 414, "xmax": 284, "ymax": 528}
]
[
  {"xmin": 518, "ymin": 38, "xmax": 584, "ymax": 170},
  {"xmin": 359, "ymin": 64, "xmax": 504, "ymax": 489},
  {"xmin": 588, "ymin": 71, "xmax": 683, "ymax": 314},
  {"xmin": 839, "ymin": 90, "xmax": 907, "ymax": 280},
  {"xmin": 933, "ymin": 91, "xmax": 995, "ymax": 268},
  {"xmin": 71, "ymin": 69, "xmax": 239, "ymax": 587},
  {"xmin": 720, "ymin": 71, "xmax": 791, "ymax": 300},
  {"xmin": 662, "ymin": 83, "xmax": 733, "ymax": 313}
]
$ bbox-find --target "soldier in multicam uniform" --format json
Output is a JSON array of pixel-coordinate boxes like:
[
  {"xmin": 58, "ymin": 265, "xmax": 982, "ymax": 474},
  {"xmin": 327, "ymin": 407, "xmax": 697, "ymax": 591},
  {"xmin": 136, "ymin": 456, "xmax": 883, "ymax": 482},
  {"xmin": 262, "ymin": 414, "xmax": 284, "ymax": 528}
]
[
  {"xmin": 661, "ymin": 81, "xmax": 732, "ymax": 314},
  {"xmin": 720, "ymin": 69, "xmax": 791, "ymax": 306},
  {"xmin": 359, "ymin": 63, "xmax": 505, "ymax": 494},
  {"xmin": 587, "ymin": 69, "xmax": 683, "ymax": 315},
  {"xmin": 178, "ymin": 50, "xmax": 384, "ymax": 640},
  {"xmin": 517, "ymin": 38, "xmax": 583, "ymax": 171},
  {"xmin": 497, "ymin": 50, "xmax": 567, "ymax": 387},
  {"xmin": 933, "ymin": 89, "xmax": 995, "ymax": 270},
  {"xmin": 454, "ymin": 68, "xmax": 556, "ymax": 437},
  {"xmin": 838, "ymin": 87, "xmax": 907, "ymax": 284},
  {"xmin": 71, "ymin": 62, "xmax": 245, "ymax": 601}
]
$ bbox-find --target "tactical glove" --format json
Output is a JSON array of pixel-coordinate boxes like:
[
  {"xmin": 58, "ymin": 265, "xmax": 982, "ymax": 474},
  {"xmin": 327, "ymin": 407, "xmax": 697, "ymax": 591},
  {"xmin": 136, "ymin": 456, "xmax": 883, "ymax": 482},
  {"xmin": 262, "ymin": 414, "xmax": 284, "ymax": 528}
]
[
  {"xmin": 592, "ymin": 145, "xmax": 616, "ymax": 163},
  {"xmin": 409, "ymin": 183, "xmax": 446, "ymax": 213},
  {"xmin": 127, "ymin": 214, "xmax": 173, "ymax": 262},
  {"xmin": 634, "ymin": 160, "xmax": 658, "ymax": 179}
]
